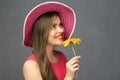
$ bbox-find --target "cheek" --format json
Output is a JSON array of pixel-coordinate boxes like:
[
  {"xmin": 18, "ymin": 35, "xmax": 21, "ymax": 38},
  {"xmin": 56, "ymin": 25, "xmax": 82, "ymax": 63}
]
[
  {"xmin": 48, "ymin": 31, "xmax": 55, "ymax": 38},
  {"xmin": 47, "ymin": 31, "xmax": 56, "ymax": 43},
  {"xmin": 63, "ymin": 27, "xmax": 65, "ymax": 32}
]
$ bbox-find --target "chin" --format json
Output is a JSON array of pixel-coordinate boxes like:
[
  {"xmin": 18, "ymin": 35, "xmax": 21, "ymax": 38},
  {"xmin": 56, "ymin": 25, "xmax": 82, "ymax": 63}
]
[{"xmin": 55, "ymin": 42, "xmax": 63, "ymax": 46}]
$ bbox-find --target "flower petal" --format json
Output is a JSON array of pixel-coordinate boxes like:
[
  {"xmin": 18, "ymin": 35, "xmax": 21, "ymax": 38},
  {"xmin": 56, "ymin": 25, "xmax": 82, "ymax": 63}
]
[
  {"xmin": 63, "ymin": 38, "xmax": 81, "ymax": 46},
  {"xmin": 63, "ymin": 40, "xmax": 70, "ymax": 46}
]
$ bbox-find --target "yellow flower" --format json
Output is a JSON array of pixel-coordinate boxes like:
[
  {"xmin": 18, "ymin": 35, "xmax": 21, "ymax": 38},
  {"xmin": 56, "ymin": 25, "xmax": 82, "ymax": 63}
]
[
  {"xmin": 63, "ymin": 38, "xmax": 81, "ymax": 47},
  {"xmin": 63, "ymin": 38, "xmax": 81, "ymax": 80}
]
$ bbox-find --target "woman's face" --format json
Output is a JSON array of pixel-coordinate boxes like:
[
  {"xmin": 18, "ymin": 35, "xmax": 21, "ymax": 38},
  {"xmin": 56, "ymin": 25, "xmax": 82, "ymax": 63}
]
[{"xmin": 47, "ymin": 16, "xmax": 64, "ymax": 46}]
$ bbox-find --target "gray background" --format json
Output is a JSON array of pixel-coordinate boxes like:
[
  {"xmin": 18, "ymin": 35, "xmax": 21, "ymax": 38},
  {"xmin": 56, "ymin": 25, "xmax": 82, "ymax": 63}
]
[{"xmin": 0, "ymin": 0, "xmax": 120, "ymax": 80}]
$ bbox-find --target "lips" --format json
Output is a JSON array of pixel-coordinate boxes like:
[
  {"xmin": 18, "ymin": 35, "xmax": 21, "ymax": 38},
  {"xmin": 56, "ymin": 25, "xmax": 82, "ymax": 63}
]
[{"xmin": 55, "ymin": 34, "xmax": 64, "ymax": 40}]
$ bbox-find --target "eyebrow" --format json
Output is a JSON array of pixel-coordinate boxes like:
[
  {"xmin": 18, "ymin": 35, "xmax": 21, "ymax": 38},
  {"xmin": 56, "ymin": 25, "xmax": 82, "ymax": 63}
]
[{"xmin": 52, "ymin": 22, "xmax": 62, "ymax": 25}]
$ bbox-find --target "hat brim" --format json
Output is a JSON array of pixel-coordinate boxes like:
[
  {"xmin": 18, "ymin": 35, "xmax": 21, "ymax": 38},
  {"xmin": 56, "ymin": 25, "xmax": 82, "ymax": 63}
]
[{"xmin": 22, "ymin": 1, "xmax": 76, "ymax": 47}]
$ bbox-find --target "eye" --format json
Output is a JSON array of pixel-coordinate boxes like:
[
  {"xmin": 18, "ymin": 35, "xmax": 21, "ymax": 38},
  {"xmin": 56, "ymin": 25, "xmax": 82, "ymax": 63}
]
[
  {"xmin": 59, "ymin": 23, "xmax": 63, "ymax": 27},
  {"xmin": 52, "ymin": 24, "xmax": 56, "ymax": 29}
]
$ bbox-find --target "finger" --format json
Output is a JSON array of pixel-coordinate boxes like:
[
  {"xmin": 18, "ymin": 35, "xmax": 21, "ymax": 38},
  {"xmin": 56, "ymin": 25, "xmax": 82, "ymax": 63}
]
[
  {"xmin": 71, "ymin": 60, "xmax": 79, "ymax": 65},
  {"xmin": 72, "ymin": 56, "xmax": 81, "ymax": 60},
  {"xmin": 74, "ymin": 66, "xmax": 80, "ymax": 71},
  {"xmin": 66, "ymin": 56, "xmax": 81, "ymax": 67},
  {"xmin": 70, "ymin": 65, "xmax": 80, "ymax": 72},
  {"xmin": 69, "ymin": 57, "xmax": 80, "ymax": 65},
  {"xmin": 69, "ymin": 56, "xmax": 80, "ymax": 63},
  {"xmin": 72, "ymin": 63, "xmax": 79, "ymax": 68}
]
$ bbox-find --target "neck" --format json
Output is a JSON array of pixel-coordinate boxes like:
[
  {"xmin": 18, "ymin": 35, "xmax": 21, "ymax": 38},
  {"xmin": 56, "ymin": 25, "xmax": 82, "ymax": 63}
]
[
  {"xmin": 46, "ymin": 45, "xmax": 59, "ymax": 63},
  {"xmin": 46, "ymin": 44, "xmax": 55, "ymax": 54}
]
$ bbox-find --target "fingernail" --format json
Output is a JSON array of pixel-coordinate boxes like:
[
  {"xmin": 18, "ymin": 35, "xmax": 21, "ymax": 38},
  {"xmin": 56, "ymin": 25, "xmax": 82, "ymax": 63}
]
[
  {"xmin": 79, "ymin": 56, "xmax": 81, "ymax": 58},
  {"xmin": 77, "ymin": 55, "xmax": 81, "ymax": 58}
]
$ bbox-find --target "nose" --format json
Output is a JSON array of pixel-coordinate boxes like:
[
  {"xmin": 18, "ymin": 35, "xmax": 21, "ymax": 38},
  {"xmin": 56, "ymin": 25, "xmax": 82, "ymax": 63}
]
[{"xmin": 57, "ymin": 26, "xmax": 64, "ymax": 33}]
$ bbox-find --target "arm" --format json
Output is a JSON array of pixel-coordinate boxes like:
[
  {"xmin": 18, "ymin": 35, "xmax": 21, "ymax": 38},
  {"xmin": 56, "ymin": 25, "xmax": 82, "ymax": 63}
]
[
  {"xmin": 64, "ymin": 56, "xmax": 81, "ymax": 80},
  {"xmin": 23, "ymin": 60, "xmax": 43, "ymax": 80}
]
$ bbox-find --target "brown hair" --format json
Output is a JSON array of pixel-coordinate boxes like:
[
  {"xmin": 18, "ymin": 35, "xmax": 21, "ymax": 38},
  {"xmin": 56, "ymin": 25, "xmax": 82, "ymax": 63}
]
[{"xmin": 32, "ymin": 12, "xmax": 59, "ymax": 80}]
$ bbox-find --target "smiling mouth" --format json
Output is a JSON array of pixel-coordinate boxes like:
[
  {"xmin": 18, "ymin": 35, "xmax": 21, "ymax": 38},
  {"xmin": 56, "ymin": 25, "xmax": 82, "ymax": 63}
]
[{"xmin": 55, "ymin": 35, "xmax": 64, "ymax": 40}]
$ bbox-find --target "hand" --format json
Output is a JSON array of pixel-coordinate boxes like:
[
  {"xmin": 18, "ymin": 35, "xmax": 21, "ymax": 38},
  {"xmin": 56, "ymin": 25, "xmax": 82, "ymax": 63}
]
[{"xmin": 65, "ymin": 56, "xmax": 81, "ymax": 80}]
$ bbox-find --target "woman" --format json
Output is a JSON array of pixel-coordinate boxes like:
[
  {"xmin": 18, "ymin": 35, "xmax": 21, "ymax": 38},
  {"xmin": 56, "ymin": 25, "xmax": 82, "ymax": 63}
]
[{"xmin": 22, "ymin": 1, "xmax": 80, "ymax": 80}]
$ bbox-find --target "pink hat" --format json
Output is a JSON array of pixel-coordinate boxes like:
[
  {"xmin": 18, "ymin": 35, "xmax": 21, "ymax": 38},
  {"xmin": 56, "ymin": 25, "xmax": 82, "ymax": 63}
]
[{"xmin": 22, "ymin": 1, "xmax": 76, "ymax": 47}]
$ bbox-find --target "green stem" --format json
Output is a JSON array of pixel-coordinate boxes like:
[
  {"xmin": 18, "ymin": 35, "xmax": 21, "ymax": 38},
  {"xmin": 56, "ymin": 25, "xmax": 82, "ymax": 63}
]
[
  {"xmin": 72, "ymin": 45, "xmax": 76, "ymax": 56},
  {"xmin": 71, "ymin": 45, "xmax": 78, "ymax": 80},
  {"xmin": 75, "ymin": 72, "xmax": 78, "ymax": 80}
]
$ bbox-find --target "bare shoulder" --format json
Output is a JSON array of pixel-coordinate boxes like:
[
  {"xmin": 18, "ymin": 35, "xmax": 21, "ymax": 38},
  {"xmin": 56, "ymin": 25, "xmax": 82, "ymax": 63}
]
[
  {"xmin": 23, "ymin": 60, "xmax": 43, "ymax": 80},
  {"xmin": 23, "ymin": 60, "xmax": 39, "ymax": 69}
]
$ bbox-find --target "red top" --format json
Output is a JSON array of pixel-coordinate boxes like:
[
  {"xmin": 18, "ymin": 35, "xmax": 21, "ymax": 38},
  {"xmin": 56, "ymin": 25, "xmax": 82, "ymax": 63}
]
[{"xmin": 26, "ymin": 51, "xmax": 67, "ymax": 80}]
